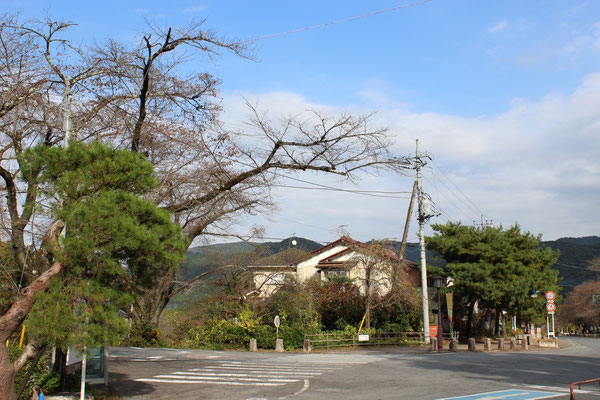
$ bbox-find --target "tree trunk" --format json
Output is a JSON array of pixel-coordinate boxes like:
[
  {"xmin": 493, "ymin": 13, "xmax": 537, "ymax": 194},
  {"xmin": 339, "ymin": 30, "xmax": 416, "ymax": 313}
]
[
  {"xmin": 0, "ymin": 343, "xmax": 17, "ymax": 400},
  {"xmin": 466, "ymin": 299, "xmax": 476, "ymax": 339},
  {"xmin": 494, "ymin": 309, "xmax": 501, "ymax": 337}
]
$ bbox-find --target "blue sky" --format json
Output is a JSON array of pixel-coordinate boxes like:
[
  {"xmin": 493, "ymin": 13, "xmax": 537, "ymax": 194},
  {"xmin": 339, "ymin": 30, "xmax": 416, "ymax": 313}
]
[{"xmin": 4, "ymin": 0, "xmax": 600, "ymax": 243}]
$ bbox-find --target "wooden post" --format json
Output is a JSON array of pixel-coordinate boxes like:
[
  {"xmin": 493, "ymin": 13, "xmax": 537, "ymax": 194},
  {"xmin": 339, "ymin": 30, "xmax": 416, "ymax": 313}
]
[{"xmin": 510, "ymin": 337, "xmax": 517, "ymax": 350}]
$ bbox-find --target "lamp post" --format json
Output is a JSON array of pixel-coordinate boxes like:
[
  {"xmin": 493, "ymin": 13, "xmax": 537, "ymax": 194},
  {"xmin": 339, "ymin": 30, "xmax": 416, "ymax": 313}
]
[{"xmin": 434, "ymin": 276, "xmax": 444, "ymax": 351}]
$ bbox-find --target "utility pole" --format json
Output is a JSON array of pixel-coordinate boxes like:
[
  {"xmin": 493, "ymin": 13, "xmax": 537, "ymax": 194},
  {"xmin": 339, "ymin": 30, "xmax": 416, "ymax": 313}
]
[
  {"xmin": 62, "ymin": 75, "xmax": 87, "ymax": 400},
  {"xmin": 399, "ymin": 180, "xmax": 417, "ymax": 261},
  {"xmin": 473, "ymin": 214, "xmax": 493, "ymax": 229},
  {"xmin": 415, "ymin": 139, "xmax": 430, "ymax": 344},
  {"xmin": 63, "ymin": 76, "xmax": 72, "ymax": 146}
]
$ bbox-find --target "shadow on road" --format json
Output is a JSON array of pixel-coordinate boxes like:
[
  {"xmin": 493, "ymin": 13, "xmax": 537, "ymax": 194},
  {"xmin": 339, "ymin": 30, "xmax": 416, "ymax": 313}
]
[{"xmin": 108, "ymin": 371, "xmax": 156, "ymax": 397}]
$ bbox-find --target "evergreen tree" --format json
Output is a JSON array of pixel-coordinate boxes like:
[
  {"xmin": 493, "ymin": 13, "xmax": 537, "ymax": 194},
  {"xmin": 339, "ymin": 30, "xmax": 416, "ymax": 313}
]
[
  {"xmin": 427, "ymin": 223, "xmax": 559, "ymax": 338},
  {"xmin": 0, "ymin": 142, "xmax": 187, "ymax": 400}
]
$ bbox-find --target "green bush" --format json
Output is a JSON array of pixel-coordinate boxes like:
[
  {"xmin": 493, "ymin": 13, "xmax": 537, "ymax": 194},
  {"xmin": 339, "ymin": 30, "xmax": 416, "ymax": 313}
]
[{"xmin": 195, "ymin": 317, "xmax": 251, "ymax": 349}]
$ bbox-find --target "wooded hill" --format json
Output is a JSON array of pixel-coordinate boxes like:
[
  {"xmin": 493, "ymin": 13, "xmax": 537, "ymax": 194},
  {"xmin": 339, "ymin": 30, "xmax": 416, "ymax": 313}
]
[
  {"xmin": 179, "ymin": 237, "xmax": 322, "ymax": 281},
  {"xmin": 177, "ymin": 235, "xmax": 600, "ymax": 296}
]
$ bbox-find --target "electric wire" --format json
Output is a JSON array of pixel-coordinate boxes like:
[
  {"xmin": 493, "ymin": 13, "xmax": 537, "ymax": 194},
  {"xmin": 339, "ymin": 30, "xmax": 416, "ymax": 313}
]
[
  {"xmin": 228, "ymin": 0, "xmax": 434, "ymax": 46},
  {"xmin": 430, "ymin": 157, "xmax": 488, "ymax": 219},
  {"xmin": 553, "ymin": 262, "xmax": 600, "ymax": 272}
]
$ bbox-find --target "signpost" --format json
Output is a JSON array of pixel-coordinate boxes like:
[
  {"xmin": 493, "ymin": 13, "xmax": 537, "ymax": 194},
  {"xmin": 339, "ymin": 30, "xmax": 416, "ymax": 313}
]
[
  {"xmin": 545, "ymin": 291, "xmax": 556, "ymax": 339},
  {"xmin": 274, "ymin": 315, "xmax": 280, "ymax": 340}
]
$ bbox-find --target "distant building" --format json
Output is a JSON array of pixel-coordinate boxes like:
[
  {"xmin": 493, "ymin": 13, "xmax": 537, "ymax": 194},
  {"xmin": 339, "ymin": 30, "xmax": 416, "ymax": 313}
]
[{"xmin": 250, "ymin": 236, "xmax": 419, "ymax": 297}]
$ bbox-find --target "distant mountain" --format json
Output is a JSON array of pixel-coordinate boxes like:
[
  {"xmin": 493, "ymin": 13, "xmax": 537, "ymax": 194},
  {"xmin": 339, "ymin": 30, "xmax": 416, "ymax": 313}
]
[
  {"xmin": 179, "ymin": 237, "xmax": 323, "ymax": 281},
  {"xmin": 178, "ymin": 235, "xmax": 600, "ymax": 293},
  {"xmin": 378, "ymin": 237, "xmax": 600, "ymax": 293},
  {"xmin": 540, "ymin": 236, "xmax": 600, "ymax": 291}
]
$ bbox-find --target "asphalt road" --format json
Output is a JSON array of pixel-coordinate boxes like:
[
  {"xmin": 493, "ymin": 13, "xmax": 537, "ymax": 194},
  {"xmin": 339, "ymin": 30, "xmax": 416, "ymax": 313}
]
[{"xmin": 107, "ymin": 337, "xmax": 600, "ymax": 400}]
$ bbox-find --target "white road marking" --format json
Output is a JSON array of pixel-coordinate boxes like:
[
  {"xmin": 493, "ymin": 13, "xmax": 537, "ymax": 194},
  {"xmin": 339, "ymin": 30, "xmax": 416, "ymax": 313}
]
[
  {"xmin": 136, "ymin": 357, "xmax": 372, "ymax": 389},
  {"xmin": 154, "ymin": 374, "xmax": 298, "ymax": 383},
  {"xmin": 222, "ymin": 362, "xmax": 337, "ymax": 370},
  {"xmin": 201, "ymin": 367, "xmax": 323, "ymax": 375},
  {"xmin": 136, "ymin": 378, "xmax": 286, "ymax": 386},
  {"xmin": 278, "ymin": 379, "xmax": 310, "ymax": 399},
  {"xmin": 174, "ymin": 371, "xmax": 314, "ymax": 379}
]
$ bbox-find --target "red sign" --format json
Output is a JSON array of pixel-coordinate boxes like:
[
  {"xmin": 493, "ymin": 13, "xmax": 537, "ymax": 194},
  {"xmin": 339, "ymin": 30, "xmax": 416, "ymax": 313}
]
[
  {"xmin": 546, "ymin": 291, "xmax": 556, "ymax": 301},
  {"xmin": 430, "ymin": 325, "xmax": 438, "ymax": 337},
  {"xmin": 546, "ymin": 302, "xmax": 556, "ymax": 312}
]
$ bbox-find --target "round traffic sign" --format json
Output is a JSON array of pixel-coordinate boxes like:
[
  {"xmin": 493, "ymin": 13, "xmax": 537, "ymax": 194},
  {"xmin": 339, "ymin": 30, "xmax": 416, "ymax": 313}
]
[
  {"xmin": 546, "ymin": 291, "xmax": 556, "ymax": 301},
  {"xmin": 274, "ymin": 315, "xmax": 280, "ymax": 328},
  {"xmin": 546, "ymin": 302, "xmax": 556, "ymax": 312}
]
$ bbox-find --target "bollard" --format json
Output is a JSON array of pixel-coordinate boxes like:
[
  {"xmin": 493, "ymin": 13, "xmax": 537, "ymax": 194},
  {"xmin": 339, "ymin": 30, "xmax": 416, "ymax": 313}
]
[
  {"xmin": 430, "ymin": 337, "xmax": 438, "ymax": 351},
  {"xmin": 522, "ymin": 336, "xmax": 528, "ymax": 350},
  {"xmin": 510, "ymin": 337, "xmax": 517, "ymax": 350},
  {"xmin": 275, "ymin": 338, "xmax": 284, "ymax": 352},
  {"xmin": 468, "ymin": 338, "xmax": 476, "ymax": 352},
  {"xmin": 498, "ymin": 338, "xmax": 505, "ymax": 350},
  {"xmin": 484, "ymin": 338, "xmax": 491, "ymax": 351},
  {"xmin": 249, "ymin": 338, "xmax": 257, "ymax": 352},
  {"xmin": 450, "ymin": 338, "xmax": 458, "ymax": 352},
  {"xmin": 303, "ymin": 339, "xmax": 311, "ymax": 353}
]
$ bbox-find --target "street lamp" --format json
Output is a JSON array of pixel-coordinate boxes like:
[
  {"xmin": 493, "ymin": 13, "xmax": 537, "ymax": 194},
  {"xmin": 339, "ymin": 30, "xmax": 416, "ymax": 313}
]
[{"xmin": 434, "ymin": 276, "xmax": 444, "ymax": 351}]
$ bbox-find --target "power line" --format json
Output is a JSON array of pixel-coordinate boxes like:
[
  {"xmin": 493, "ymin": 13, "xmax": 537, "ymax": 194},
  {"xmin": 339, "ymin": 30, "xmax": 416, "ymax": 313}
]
[
  {"xmin": 271, "ymin": 183, "xmax": 412, "ymax": 198},
  {"xmin": 423, "ymin": 175, "xmax": 472, "ymax": 220},
  {"xmin": 553, "ymin": 262, "xmax": 600, "ymax": 272},
  {"xmin": 430, "ymin": 158, "xmax": 488, "ymax": 219},
  {"xmin": 229, "ymin": 0, "xmax": 434, "ymax": 46}
]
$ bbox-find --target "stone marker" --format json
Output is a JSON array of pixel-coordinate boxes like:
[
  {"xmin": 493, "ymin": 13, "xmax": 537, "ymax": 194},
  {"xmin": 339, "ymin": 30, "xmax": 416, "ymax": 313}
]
[
  {"xmin": 468, "ymin": 337, "xmax": 476, "ymax": 351},
  {"xmin": 275, "ymin": 338, "xmax": 284, "ymax": 352},
  {"xmin": 303, "ymin": 339, "xmax": 311, "ymax": 353},
  {"xmin": 498, "ymin": 338, "xmax": 505, "ymax": 350},
  {"xmin": 510, "ymin": 337, "xmax": 517, "ymax": 350},
  {"xmin": 484, "ymin": 338, "xmax": 491, "ymax": 351},
  {"xmin": 430, "ymin": 337, "xmax": 438, "ymax": 351},
  {"xmin": 450, "ymin": 338, "xmax": 458, "ymax": 352},
  {"xmin": 249, "ymin": 338, "xmax": 257, "ymax": 352}
]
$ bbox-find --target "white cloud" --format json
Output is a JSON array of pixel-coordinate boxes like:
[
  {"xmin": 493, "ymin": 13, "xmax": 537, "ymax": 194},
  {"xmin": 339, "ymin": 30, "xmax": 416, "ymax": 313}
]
[
  {"xmin": 220, "ymin": 74, "xmax": 600, "ymax": 242},
  {"xmin": 489, "ymin": 20, "xmax": 508, "ymax": 34}
]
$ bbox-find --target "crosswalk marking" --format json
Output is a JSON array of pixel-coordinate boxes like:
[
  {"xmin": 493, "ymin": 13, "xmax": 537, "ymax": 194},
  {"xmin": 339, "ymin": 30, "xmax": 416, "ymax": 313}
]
[
  {"xmin": 198, "ymin": 369, "xmax": 320, "ymax": 377},
  {"xmin": 137, "ymin": 378, "xmax": 285, "ymax": 386},
  {"xmin": 135, "ymin": 358, "xmax": 367, "ymax": 387},
  {"xmin": 172, "ymin": 371, "xmax": 315, "ymax": 378},
  {"xmin": 154, "ymin": 374, "xmax": 298, "ymax": 383}
]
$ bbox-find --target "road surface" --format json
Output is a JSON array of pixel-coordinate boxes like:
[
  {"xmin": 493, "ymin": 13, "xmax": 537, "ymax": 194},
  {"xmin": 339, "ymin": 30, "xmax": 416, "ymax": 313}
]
[{"xmin": 107, "ymin": 337, "xmax": 600, "ymax": 399}]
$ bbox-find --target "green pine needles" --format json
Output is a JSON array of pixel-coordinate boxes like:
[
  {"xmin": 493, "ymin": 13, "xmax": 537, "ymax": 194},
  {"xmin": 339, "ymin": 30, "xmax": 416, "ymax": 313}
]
[{"xmin": 21, "ymin": 141, "xmax": 188, "ymax": 348}]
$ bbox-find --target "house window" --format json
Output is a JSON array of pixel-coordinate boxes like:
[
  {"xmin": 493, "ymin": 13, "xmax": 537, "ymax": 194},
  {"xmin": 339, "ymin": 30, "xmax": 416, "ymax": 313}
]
[
  {"xmin": 267, "ymin": 273, "xmax": 287, "ymax": 284},
  {"xmin": 326, "ymin": 270, "xmax": 346, "ymax": 277}
]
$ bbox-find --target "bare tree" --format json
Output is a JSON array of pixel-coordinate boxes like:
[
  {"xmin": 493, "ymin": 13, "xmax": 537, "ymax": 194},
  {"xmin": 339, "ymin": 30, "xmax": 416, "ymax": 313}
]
[
  {"xmin": 0, "ymin": 14, "xmax": 411, "ymax": 396},
  {"xmin": 344, "ymin": 240, "xmax": 420, "ymax": 329}
]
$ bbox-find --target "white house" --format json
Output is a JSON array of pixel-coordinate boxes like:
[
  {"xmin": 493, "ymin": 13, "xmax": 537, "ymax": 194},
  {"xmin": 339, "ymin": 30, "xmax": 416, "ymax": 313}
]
[{"xmin": 250, "ymin": 236, "xmax": 419, "ymax": 297}]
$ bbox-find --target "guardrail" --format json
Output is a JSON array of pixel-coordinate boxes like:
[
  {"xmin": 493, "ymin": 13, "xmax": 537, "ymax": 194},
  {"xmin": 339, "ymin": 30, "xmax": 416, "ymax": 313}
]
[
  {"xmin": 304, "ymin": 331, "xmax": 428, "ymax": 350},
  {"xmin": 570, "ymin": 378, "xmax": 600, "ymax": 400}
]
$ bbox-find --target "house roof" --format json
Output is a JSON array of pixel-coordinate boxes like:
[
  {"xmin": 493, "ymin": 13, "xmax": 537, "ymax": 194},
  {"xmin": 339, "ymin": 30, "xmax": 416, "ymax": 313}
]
[{"xmin": 251, "ymin": 236, "xmax": 418, "ymax": 270}]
